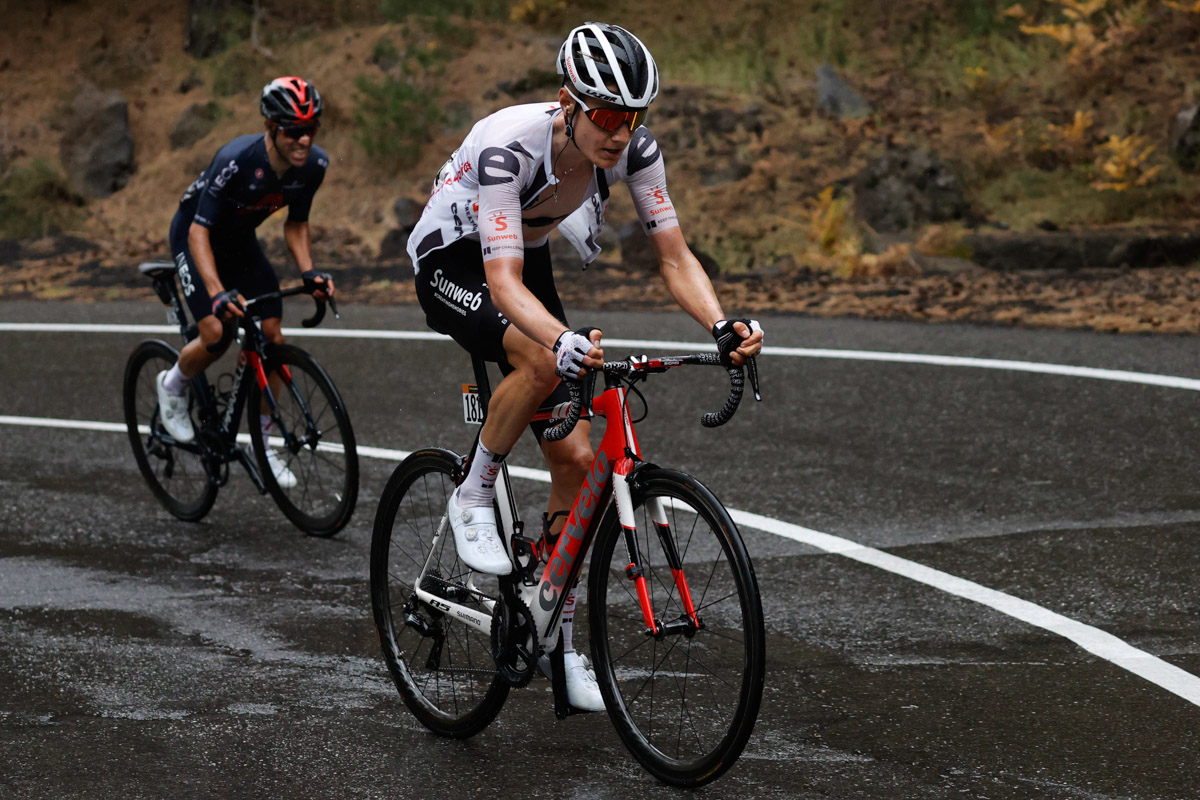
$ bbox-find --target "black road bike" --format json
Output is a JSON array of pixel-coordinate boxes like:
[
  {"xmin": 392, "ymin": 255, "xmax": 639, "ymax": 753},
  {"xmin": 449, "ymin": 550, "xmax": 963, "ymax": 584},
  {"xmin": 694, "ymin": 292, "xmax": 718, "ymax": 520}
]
[{"xmin": 123, "ymin": 260, "xmax": 358, "ymax": 536}]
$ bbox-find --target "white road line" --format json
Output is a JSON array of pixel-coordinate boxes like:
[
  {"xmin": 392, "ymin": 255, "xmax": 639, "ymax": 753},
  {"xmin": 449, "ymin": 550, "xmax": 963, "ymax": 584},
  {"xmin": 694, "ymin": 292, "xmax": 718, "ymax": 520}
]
[
  {"xmin": 3, "ymin": 412, "xmax": 1200, "ymax": 707},
  {"xmin": 5, "ymin": 322, "xmax": 1200, "ymax": 391}
]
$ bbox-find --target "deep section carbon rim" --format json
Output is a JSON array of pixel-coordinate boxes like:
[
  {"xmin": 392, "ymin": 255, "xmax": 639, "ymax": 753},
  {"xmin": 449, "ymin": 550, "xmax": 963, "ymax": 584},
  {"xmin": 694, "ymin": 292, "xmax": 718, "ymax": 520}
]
[
  {"xmin": 590, "ymin": 469, "xmax": 765, "ymax": 787},
  {"xmin": 369, "ymin": 448, "xmax": 508, "ymax": 738}
]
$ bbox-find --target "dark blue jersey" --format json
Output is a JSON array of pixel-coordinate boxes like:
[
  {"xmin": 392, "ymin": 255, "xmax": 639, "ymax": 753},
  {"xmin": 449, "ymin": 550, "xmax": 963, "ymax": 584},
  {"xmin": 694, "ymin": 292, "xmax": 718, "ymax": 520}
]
[{"xmin": 177, "ymin": 134, "xmax": 328, "ymax": 247}]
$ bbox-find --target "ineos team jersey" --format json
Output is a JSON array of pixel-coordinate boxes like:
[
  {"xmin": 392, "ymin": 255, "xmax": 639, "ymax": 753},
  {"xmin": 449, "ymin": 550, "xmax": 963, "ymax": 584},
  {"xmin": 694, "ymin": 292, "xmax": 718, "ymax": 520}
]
[
  {"xmin": 407, "ymin": 103, "xmax": 679, "ymax": 272},
  {"xmin": 177, "ymin": 134, "xmax": 328, "ymax": 248}
]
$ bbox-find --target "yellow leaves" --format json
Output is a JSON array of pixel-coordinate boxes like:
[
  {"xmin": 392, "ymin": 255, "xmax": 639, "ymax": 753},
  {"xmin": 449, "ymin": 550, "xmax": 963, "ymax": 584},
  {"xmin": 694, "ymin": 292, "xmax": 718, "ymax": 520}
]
[
  {"xmin": 1045, "ymin": 110, "xmax": 1096, "ymax": 163},
  {"xmin": 794, "ymin": 188, "xmax": 916, "ymax": 280},
  {"xmin": 1019, "ymin": 21, "xmax": 1094, "ymax": 47},
  {"xmin": 1047, "ymin": 110, "xmax": 1095, "ymax": 147},
  {"xmin": 978, "ymin": 109, "xmax": 1163, "ymax": 190},
  {"xmin": 963, "ymin": 66, "xmax": 991, "ymax": 96},
  {"xmin": 509, "ymin": 0, "xmax": 565, "ymax": 24},
  {"xmin": 1090, "ymin": 135, "xmax": 1164, "ymax": 191},
  {"xmin": 978, "ymin": 120, "xmax": 1024, "ymax": 157},
  {"xmin": 1162, "ymin": 0, "xmax": 1200, "ymax": 11},
  {"xmin": 806, "ymin": 186, "xmax": 860, "ymax": 257},
  {"xmin": 845, "ymin": 244, "xmax": 916, "ymax": 280},
  {"xmin": 1057, "ymin": 0, "xmax": 1112, "ymax": 19},
  {"xmin": 1013, "ymin": 0, "xmax": 1140, "ymax": 71}
]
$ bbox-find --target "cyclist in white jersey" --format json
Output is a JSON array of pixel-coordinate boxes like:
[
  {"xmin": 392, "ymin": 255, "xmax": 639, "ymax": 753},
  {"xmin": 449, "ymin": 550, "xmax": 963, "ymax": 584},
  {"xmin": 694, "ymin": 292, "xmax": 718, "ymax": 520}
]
[{"xmin": 407, "ymin": 22, "xmax": 763, "ymax": 711}]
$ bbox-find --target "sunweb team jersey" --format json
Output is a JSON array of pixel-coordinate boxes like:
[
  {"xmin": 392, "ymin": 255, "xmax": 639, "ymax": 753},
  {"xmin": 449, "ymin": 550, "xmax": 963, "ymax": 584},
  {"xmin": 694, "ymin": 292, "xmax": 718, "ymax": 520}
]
[
  {"xmin": 406, "ymin": 103, "xmax": 679, "ymax": 271},
  {"xmin": 177, "ymin": 133, "xmax": 328, "ymax": 249}
]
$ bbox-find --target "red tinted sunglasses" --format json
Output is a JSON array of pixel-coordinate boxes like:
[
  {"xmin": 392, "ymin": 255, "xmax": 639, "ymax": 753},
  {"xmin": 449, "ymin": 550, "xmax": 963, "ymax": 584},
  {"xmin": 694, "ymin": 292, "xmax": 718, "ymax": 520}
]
[
  {"xmin": 568, "ymin": 90, "xmax": 646, "ymax": 133},
  {"xmin": 279, "ymin": 123, "xmax": 319, "ymax": 140}
]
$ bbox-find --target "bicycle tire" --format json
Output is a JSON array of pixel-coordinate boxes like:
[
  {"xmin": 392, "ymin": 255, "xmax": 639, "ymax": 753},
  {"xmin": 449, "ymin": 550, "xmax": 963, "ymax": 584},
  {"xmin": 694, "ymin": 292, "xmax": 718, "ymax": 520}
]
[
  {"xmin": 370, "ymin": 448, "xmax": 509, "ymax": 738},
  {"xmin": 123, "ymin": 339, "xmax": 218, "ymax": 521},
  {"xmin": 249, "ymin": 344, "xmax": 358, "ymax": 537},
  {"xmin": 588, "ymin": 468, "xmax": 765, "ymax": 787}
]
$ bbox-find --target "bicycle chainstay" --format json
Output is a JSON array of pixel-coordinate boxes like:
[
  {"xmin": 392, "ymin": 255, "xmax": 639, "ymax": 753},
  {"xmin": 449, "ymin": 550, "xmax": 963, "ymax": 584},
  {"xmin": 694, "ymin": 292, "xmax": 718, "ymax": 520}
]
[{"xmin": 490, "ymin": 577, "xmax": 538, "ymax": 687}]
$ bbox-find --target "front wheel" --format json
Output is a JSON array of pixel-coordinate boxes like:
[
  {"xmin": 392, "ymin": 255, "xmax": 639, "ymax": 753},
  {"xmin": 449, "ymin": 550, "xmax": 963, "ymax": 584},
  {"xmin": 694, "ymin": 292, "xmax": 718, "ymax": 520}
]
[
  {"xmin": 370, "ymin": 448, "xmax": 509, "ymax": 738},
  {"xmin": 589, "ymin": 469, "xmax": 765, "ymax": 788},
  {"xmin": 249, "ymin": 344, "xmax": 358, "ymax": 536},
  {"xmin": 123, "ymin": 339, "xmax": 218, "ymax": 521}
]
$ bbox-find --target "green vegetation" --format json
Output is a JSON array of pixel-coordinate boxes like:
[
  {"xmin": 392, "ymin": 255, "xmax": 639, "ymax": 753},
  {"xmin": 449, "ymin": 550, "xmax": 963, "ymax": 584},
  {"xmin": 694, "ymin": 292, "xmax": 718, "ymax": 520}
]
[
  {"xmin": 0, "ymin": 160, "xmax": 85, "ymax": 239},
  {"xmin": 210, "ymin": 48, "xmax": 270, "ymax": 96},
  {"xmin": 370, "ymin": 36, "xmax": 401, "ymax": 70},
  {"xmin": 379, "ymin": 0, "xmax": 509, "ymax": 24},
  {"xmin": 353, "ymin": 73, "xmax": 442, "ymax": 170}
]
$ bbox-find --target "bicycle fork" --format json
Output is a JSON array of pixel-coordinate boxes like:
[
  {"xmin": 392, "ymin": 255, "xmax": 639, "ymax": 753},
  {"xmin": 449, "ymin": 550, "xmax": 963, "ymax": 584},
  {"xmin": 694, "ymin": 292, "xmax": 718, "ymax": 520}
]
[{"xmin": 612, "ymin": 458, "xmax": 703, "ymax": 638}]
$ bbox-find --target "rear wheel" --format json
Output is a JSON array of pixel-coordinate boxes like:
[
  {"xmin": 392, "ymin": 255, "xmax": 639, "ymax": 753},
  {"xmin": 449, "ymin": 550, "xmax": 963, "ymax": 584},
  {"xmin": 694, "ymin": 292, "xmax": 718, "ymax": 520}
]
[
  {"xmin": 370, "ymin": 448, "xmax": 508, "ymax": 737},
  {"xmin": 250, "ymin": 344, "xmax": 358, "ymax": 536},
  {"xmin": 123, "ymin": 339, "xmax": 217, "ymax": 521},
  {"xmin": 589, "ymin": 469, "xmax": 765, "ymax": 787}
]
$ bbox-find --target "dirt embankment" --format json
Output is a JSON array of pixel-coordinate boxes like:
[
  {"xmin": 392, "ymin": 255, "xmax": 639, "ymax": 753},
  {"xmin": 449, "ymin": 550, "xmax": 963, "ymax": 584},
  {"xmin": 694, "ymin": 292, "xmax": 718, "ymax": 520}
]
[{"xmin": 4, "ymin": 1, "xmax": 1200, "ymax": 336}]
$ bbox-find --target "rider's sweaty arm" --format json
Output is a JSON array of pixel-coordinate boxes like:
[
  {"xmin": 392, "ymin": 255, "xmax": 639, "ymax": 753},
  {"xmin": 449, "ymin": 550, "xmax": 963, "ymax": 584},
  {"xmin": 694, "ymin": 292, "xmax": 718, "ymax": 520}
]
[
  {"xmin": 649, "ymin": 227, "xmax": 762, "ymax": 365},
  {"xmin": 187, "ymin": 223, "xmax": 227, "ymax": 300},
  {"xmin": 284, "ymin": 220, "xmax": 333, "ymax": 297},
  {"xmin": 485, "ymin": 256, "xmax": 579, "ymax": 352}
]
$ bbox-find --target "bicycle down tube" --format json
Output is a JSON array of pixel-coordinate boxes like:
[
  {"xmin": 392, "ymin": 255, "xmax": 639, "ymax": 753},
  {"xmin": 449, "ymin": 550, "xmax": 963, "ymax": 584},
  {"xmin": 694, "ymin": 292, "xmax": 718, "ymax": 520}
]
[{"xmin": 409, "ymin": 367, "xmax": 698, "ymax": 649}]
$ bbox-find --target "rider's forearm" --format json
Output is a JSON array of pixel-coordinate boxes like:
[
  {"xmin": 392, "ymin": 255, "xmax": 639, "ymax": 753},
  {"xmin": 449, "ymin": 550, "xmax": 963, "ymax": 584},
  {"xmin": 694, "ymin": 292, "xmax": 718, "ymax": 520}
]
[
  {"xmin": 486, "ymin": 257, "xmax": 570, "ymax": 350},
  {"xmin": 658, "ymin": 248, "xmax": 725, "ymax": 332},
  {"xmin": 188, "ymin": 223, "xmax": 225, "ymax": 297},
  {"xmin": 284, "ymin": 220, "xmax": 315, "ymax": 273}
]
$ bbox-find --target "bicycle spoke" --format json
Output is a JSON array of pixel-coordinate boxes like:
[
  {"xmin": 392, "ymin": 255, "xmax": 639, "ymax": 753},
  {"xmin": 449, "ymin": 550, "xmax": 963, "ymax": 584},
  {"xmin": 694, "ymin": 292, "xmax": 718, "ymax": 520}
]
[{"xmin": 592, "ymin": 471, "xmax": 764, "ymax": 786}]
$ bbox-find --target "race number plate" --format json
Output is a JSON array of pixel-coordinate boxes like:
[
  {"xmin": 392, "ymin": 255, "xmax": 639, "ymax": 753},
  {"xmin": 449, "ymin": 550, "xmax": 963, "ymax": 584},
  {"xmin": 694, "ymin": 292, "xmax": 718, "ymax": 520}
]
[{"xmin": 462, "ymin": 384, "xmax": 483, "ymax": 425}]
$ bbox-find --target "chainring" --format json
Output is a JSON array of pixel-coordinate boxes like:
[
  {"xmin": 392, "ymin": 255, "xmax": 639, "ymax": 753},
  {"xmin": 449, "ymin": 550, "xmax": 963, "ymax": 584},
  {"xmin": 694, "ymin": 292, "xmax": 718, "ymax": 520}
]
[{"xmin": 490, "ymin": 580, "xmax": 538, "ymax": 688}]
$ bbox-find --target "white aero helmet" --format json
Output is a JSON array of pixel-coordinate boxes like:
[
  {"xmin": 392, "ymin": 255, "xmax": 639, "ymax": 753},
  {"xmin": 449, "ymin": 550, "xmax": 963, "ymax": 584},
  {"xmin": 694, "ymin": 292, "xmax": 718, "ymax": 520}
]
[{"xmin": 556, "ymin": 22, "xmax": 659, "ymax": 109}]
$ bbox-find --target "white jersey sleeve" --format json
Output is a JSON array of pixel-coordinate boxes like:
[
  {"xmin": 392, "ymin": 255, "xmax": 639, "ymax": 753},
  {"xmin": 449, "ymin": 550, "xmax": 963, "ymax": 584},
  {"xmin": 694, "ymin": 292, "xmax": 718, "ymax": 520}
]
[
  {"xmin": 407, "ymin": 105, "xmax": 679, "ymax": 272},
  {"xmin": 558, "ymin": 126, "xmax": 678, "ymax": 266},
  {"xmin": 476, "ymin": 145, "xmax": 529, "ymax": 261},
  {"xmin": 624, "ymin": 128, "xmax": 679, "ymax": 236}
]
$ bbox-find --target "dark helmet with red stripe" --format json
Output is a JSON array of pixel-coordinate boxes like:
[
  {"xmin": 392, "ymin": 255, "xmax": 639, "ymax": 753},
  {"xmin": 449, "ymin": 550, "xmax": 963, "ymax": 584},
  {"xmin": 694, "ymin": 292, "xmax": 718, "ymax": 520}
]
[{"xmin": 260, "ymin": 76, "xmax": 322, "ymax": 126}]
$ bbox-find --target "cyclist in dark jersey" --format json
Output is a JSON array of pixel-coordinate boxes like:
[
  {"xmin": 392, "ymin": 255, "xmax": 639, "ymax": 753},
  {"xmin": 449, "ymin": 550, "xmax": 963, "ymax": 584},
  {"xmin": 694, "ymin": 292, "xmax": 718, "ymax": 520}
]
[
  {"xmin": 407, "ymin": 23, "xmax": 763, "ymax": 711},
  {"xmin": 156, "ymin": 77, "xmax": 334, "ymax": 487}
]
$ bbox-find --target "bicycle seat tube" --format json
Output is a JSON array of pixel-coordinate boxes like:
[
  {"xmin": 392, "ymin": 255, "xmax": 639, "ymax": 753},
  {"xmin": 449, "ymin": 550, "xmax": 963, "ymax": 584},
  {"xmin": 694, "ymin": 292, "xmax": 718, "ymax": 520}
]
[{"xmin": 518, "ymin": 379, "xmax": 632, "ymax": 649}]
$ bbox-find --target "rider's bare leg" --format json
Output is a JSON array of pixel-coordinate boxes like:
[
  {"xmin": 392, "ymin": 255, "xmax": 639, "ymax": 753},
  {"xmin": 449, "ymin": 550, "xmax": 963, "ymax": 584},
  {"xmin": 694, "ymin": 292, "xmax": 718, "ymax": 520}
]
[
  {"xmin": 260, "ymin": 317, "xmax": 286, "ymax": 416},
  {"xmin": 176, "ymin": 315, "xmax": 226, "ymax": 378},
  {"xmin": 459, "ymin": 324, "xmax": 593, "ymax": 504}
]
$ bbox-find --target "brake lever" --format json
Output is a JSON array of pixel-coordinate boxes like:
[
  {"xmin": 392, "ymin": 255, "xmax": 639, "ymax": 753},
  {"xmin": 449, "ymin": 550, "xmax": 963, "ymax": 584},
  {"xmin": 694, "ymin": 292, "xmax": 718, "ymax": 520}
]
[
  {"xmin": 328, "ymin": 295, "xmax": 340, "ymax": 320},
  {"xmin": 746, "ymin": 355, "xmax": 761, "ymax": 401}
]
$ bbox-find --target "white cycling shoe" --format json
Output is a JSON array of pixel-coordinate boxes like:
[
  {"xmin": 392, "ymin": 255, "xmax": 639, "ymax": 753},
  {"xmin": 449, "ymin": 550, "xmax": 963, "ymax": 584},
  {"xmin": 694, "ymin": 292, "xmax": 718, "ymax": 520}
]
[
  {"xmin": 155, "ymin": 370, "xmax": 195, "ymax": 443},
  {"xmin": 265, "ymin": 448, "xmax": 298, "ymax": 489},
  {"xmin": 540, "ymin": 650, "xmax": 605, "ymax": 712},
  {"xmin": 447, "ymin": 487, "xmax": 511, "ymax": 575}
]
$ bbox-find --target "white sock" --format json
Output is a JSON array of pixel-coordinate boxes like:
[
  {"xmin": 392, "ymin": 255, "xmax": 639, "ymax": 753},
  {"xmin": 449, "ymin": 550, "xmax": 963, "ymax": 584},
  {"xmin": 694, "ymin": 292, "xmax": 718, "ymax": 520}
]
[
  {"xmin": 164, "ymin": 363, "xmax": 190, "ymax": 395},
  {"xmin": 560, "ymin": 586, "xmax": 581, "ymax": 653},
  {"xmin": 457, "ymin": 438, "xmax": 506, "ymax": 507}
]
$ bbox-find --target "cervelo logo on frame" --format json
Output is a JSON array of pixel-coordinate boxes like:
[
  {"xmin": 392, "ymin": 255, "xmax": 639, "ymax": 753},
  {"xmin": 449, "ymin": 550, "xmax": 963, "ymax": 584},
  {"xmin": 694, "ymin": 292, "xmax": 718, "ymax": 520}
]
[
  {"xmin": 539, "ymin": 450, "xmax": 612, "ymax": 616},
  {"xmin": 428, "ymin": 268, "xmax": 483, "ymax": 312}
]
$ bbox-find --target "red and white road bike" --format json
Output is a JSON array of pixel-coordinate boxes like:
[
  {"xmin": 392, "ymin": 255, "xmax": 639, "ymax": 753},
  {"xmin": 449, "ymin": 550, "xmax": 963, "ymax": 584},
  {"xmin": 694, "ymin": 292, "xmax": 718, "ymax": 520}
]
[{"xmin": 369, "ymin": 348, "xmax": 765, "ymax": 787}]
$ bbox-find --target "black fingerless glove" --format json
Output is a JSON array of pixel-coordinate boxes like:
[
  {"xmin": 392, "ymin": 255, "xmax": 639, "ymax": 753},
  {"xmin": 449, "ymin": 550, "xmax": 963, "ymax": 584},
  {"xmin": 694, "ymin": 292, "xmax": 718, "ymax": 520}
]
[
  {"xmin": 712, "ymin": 318, "xmax": 763, "ymax": 367},
  {"xmin": 302, "ymin": 269, "xmax": 332, "ymax": 295},
  {"xmin": 211, "ymin": 289, "xmax": 241, "ymax": 319}
]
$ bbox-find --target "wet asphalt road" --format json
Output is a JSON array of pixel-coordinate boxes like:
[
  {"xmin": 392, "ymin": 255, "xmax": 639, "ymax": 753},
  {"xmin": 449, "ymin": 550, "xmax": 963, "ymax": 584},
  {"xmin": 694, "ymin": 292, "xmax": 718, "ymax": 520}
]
[{"xmin": 3, "ymin": 299, "xmax": 1200, "ymax": 799}]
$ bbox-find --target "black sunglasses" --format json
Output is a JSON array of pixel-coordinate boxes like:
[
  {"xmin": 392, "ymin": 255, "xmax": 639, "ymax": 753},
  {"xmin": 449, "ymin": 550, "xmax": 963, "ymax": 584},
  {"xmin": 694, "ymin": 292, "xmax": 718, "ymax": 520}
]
[{"xmin": 279, "ymin": 123, "xmax": 319, "ymax": 140}]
